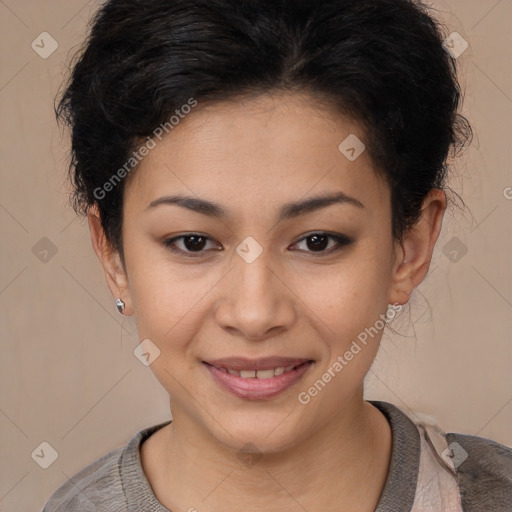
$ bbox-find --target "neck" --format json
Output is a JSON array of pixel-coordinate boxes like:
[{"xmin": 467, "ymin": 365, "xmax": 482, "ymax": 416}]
[{"xmin": 142, "ymin": 390, "xmax": 392, "ymax": 512}]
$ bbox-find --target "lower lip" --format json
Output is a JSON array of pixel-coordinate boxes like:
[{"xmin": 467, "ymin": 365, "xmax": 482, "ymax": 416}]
[{"xmin": 203, "ymin": 361, "xmax": 314, "ymax": 400}]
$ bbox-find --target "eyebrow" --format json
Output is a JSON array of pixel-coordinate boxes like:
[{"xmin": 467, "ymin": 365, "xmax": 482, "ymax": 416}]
[{"xmin": 145, "ymin": 191, "xmax": 364, "ymax": 221}]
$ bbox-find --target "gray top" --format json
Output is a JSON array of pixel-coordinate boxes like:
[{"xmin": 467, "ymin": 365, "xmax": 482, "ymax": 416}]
[{"xmin": 41, "ymin": 400, "xmax": 512, "ymax": 511}]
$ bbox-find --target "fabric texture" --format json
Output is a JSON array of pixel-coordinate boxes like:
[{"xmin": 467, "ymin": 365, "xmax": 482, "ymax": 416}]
[{"xmin": 41, "ymin": 400, "xmax": 512, "ymax": 512}]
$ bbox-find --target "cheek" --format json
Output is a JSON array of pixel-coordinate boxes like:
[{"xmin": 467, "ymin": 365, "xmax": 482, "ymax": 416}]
[
  {"xmin": 304, "ymin": 245, "xmax": 392, "ymax": 324},
  {"xmin": 130, "ymin": 269, "xmax": 207, "ymax": 344},
  {"xmin": 121, "ymin": 235, "xmax": 195, "ymax": 341},
  {"xmin": 304, "ymin": 243, "xmax": 394, "ymax": 370}
]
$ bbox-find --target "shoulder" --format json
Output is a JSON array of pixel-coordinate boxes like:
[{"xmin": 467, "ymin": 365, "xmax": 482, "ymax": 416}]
[
  {"xmin": 445, "ymin": 431, "xmax": 512, "ymax": 511},
  {"xmin": 41, "ymin": 420, "xmax": 172, "ymax": 512},
  {"xmin": 41, "ymin": 444, "xmax": 127, "ymax": 511},
  {"xmin": 378, "ymin": 401, "xmax": 512, "ymax": 512}
]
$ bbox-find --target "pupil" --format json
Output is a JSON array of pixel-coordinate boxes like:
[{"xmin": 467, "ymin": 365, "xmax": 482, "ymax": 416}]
[
  {"xmin": 307, "ymin": 234, "xmax": 328, "ymax": 251},
  {"xmin": 185, "ymin": 235, "xmax": 206, "ymax": 251}
]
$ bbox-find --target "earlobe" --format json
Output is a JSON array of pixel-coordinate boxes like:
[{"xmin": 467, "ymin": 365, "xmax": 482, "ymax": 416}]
[
  {"xmin": 389, "ymin": 189, "xmax": 447, "ymax": 305},
  {"xmin": 87, "ymin": 204, "xmax": 133, "ymax": 315}
]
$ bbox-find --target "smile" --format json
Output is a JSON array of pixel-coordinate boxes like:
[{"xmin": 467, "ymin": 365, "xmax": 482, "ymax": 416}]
[{"xmin": 202, "ymin": 358, "xmax": 314, "ymax": 400}]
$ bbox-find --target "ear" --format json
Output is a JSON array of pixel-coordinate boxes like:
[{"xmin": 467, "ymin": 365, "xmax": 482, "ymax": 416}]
[
  {"xmin": 87, "ymin": 204, "xmax": 133, "ymax": 316},
  {"xmin": 389, "ymin": 189, "xmax": 447, "ymax": 305}
]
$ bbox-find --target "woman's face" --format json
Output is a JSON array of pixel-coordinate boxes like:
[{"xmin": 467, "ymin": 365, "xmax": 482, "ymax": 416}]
[{"xmin": 114, "ymin": 92, "xmax": 404, "ymax": 452}]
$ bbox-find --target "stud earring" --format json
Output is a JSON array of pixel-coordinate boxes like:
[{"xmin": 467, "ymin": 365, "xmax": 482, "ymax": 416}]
[{"xmin": 115, "ymin": 298, "xmax": 126, "ymax": 315}]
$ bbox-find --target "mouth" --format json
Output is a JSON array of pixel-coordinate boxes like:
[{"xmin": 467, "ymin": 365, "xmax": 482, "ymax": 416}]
[{"xmin": 202, "ymin": 357, "xmax": 314, "ymax": 399}]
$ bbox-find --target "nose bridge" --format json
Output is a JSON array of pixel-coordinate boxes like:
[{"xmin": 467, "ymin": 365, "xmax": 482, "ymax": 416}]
[
  {"xmin": 233, "ymin": 236, "xmax": 277, "ymax": 307},
  {"xmin": 216, "ymin": 235, "xmax": 294, "ymax": 338}
]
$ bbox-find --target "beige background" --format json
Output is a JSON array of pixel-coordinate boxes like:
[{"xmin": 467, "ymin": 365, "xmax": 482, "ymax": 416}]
[{"xmin": 0, "ymin": 0, "xmax": 511, "ymax": 510}]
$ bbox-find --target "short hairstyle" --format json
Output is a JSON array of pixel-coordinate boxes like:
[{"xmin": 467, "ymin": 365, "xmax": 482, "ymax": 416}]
[{"xmin": 56, "ymin": 0, "xmax": 472, "ymax": 266}]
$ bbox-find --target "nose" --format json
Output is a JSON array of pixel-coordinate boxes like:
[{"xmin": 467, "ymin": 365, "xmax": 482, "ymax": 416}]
[{"xmin": 214, "ymin": 246, "xmax": 296, "ymax": 341}]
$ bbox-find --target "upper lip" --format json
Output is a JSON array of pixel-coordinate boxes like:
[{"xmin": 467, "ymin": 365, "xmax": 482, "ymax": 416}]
[{"xmin": 204, "ymin": 357, "xmax": 312, "ymax": 371}]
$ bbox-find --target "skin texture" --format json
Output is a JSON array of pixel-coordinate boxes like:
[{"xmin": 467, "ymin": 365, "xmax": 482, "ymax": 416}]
[{"xmin": 88, "ymin": 92, "xmax": 446, "ymax": 511}]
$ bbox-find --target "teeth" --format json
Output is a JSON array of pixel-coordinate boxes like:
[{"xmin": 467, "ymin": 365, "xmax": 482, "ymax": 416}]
[
  {"xmin": 218, "ymin": 364, "xmax": 305, "ymax": 379},
  {"xmin": 255, "ymin": 369, "xmax": 275, "ymax": 379}
]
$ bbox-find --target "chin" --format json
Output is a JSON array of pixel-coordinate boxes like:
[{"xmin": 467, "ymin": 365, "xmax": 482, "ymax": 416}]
[{"xmin": 206, "ymin": 410, "xmax": 308, "ymax": 456}]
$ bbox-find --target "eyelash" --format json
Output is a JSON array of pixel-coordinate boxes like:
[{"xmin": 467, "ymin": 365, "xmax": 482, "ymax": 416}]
[{"xmin": 163, "ymin": 232, "xmax": 354, "ymax": 258}]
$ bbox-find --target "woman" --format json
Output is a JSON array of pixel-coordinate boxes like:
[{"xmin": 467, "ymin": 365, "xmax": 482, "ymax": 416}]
[{"xmin": 43, "ymin": 0, "xmax": 512, "ymax": 510}]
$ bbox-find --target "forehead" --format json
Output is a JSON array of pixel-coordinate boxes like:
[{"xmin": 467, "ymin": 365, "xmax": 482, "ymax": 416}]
[{"xmin": 124, "ymin": 92, "xmax": 389, "ymax": 219}]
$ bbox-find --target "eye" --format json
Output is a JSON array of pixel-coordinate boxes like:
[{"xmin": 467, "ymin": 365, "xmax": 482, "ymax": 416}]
[
  {"xmin": 291, "ymin": 232, "xmax": 354, "ymax": 256},
  {"xmin": 163, "ymin": 234, "xmax": 221, "ymax": 258},
  {"xmin": 163, "ymin": 231, "xmax": 353, "ymax": 259}
]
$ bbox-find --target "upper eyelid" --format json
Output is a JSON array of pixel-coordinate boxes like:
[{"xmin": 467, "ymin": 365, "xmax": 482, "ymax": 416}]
[{"xmin": 164, "ymin": 234, "xmax": 220, "ymax": 252}]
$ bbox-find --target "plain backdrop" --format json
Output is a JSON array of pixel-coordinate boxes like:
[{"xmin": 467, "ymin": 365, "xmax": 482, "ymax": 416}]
[{"xmin": 0, "ymin": 0, "xmax": 511, "ymax": 510}]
